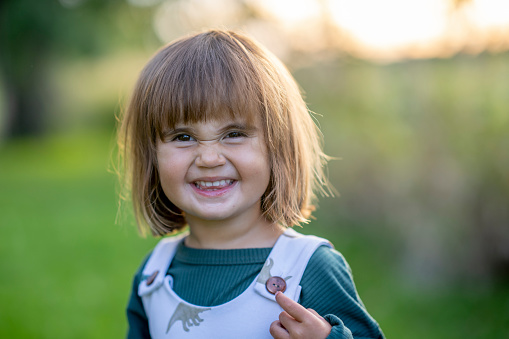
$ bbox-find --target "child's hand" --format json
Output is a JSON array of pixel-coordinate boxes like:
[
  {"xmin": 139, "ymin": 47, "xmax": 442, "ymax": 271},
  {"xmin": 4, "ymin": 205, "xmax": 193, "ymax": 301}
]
[{"xmin": 270, "ymin": 291, "xmax": 332, "ymax": 339}]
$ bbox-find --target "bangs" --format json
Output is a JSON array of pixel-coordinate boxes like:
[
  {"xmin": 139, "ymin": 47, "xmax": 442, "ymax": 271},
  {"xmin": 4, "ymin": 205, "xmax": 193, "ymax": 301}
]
[{"xmin": 140, "ymin": 31, "xmax": 262, "ymax": 138}]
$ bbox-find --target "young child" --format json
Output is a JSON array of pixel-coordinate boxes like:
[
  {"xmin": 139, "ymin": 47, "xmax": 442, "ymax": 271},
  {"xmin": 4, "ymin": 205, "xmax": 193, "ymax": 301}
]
[{"xmin": 120, "ymin": 29, "xmax": 384, "ymax": 339}]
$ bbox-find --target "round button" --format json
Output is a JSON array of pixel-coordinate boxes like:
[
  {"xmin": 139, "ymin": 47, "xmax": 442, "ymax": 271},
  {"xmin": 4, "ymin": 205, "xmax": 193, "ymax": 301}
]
[
  {"xmin": 265, "ymin": 276, "xmax": 286, "ymax": 294},
  {"xmin": 146, "ymin": 270, "xmax": 159, "ymax": 286}
]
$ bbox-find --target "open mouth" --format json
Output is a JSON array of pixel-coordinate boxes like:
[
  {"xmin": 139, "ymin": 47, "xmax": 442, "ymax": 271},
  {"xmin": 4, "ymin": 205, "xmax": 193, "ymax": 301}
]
[{"xmin": 194, "ymin": 179, "xmax": 235, "ymax": 190}]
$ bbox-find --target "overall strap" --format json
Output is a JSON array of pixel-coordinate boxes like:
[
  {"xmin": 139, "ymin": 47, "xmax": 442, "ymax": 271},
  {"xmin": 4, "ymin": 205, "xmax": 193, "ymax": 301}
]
[
  {"xmin": 254, "ymin": 228, "xmax": 333, "ymax": 302},
  {"xmin": 138, "ymin": 232, "xmax": 187, "ymax": 296}
]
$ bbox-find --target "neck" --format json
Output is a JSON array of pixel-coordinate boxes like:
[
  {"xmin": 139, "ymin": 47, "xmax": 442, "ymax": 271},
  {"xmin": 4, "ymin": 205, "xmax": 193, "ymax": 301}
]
[{"xmin": 184, "ymin": 212, "xmax": 284, "ymax": 249}]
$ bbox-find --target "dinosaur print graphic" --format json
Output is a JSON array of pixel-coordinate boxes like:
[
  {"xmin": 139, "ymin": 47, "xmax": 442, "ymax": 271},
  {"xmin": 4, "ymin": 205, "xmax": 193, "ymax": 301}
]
[
  {"xmin": 166, "ymin": 302, "xmax": 211, "ymax": 333},
  {"xmin": 256, "ymin": 258, "xmax": 292, "ymax": 284}
]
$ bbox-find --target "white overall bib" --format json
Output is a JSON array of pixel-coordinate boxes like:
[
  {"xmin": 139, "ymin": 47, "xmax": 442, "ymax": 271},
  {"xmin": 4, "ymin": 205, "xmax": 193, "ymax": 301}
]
[{"xmin": 138, "ymin": 228, "xmax": 331, "ymax": 339}]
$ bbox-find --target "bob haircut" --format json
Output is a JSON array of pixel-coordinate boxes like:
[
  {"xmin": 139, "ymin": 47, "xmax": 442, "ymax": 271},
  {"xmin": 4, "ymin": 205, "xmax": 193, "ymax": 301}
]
[{"xmin": 118, "ymin": 29, "xmax": 331, "ymax": 236}]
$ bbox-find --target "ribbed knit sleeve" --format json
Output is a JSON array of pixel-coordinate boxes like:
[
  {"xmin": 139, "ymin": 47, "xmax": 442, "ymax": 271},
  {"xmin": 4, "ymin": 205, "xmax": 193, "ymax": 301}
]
[
  {"xmin": 126, "ymin": 254, "xmax": 150, "ymax": 339},
  {"xmin": 299, "ymin": 246, "xmax": 384, "ymax": 339}
]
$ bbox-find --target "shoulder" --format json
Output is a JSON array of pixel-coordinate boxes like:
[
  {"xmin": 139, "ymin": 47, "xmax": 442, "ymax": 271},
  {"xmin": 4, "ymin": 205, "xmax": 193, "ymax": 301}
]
[
  {"xmin": 132, "ymin": 234, "xmax": 179, "ymax": 281},
  {"xmin": 308, "ymin": 245, "xmax": 353, "ymax": 279},
  {"xmin": 126, "ymin": 251, "xmax": 153, "ymax": 339},
  {"xmin": 138, "ymin": 233, "xmax": 187, "ymax": 279},
  {"xmin": 300, "ymin": 246, "xmax": 385, "ymax": 337},
  {"xmin": 300, "ymin": 245, "xmax": 360, "ymax": 306},
  {"xmin": 309, "ymin": 244, "xmax": 351, "ymax": 269},
  {"xmin": 133, "ymin": 251, "xmax": 153, "ymax": 286}
]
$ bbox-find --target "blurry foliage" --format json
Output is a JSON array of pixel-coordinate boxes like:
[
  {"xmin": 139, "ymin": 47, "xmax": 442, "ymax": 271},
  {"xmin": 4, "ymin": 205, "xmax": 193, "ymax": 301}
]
[
  {"xmin": 0, "ymin": 0, "xmax": 156, "ymax": 138},
  {"xmin": 294, "ymin": 54, "xmax": 509, "ymax": 287}
]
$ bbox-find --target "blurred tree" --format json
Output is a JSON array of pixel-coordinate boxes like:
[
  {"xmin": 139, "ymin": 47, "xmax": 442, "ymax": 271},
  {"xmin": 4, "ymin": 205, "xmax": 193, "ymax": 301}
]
[
  {"xmin": 0, "ymin": 0, "xmax": 135, "ymax": 138},
  {"xmin": 297, "ymin": 54, "xmax": 509, "ymax": 287}
]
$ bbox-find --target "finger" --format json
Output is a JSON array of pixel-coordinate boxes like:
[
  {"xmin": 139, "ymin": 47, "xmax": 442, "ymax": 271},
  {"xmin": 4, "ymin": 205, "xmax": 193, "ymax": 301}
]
[
  {"xmin": 307, "ymin": 308, "xmax": 325, "ymax": 320},
  {"xmin": 275, "ymin": 291, "xmax": 308, "ymax": 322},
  {"xmin": 270, "ymin": 320, "xmax": 290, "ymax": 339},
  {"xmin": 307, "ymin": 308, "xmax": 330, "ymax": 327},
  {"xmin": 278, "ymin": 310, "xmax": 298, "ymax": 330}
]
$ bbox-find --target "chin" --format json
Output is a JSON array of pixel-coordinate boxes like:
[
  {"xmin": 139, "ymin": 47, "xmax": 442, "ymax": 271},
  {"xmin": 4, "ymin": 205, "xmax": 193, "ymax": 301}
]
[
  {"xmin": 202, "ymin": 213, "xmax": 234, "ymax": 221},
  {"xmin": 190, "ymin": 210, "xmax": 234, "ymax": 221}
]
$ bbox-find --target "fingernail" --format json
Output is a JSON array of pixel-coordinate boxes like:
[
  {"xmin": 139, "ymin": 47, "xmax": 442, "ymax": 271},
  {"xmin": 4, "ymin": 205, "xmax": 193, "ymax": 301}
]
[{"xmin": 275, "ymin": 291, "xmax": 281, "ymax": 296}]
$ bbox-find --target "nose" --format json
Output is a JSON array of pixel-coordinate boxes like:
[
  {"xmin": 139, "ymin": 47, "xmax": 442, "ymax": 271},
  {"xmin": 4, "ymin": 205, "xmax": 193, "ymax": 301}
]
[{"xmin": 195, "ymin": 141, "xmax": 226, "ymax": 168}]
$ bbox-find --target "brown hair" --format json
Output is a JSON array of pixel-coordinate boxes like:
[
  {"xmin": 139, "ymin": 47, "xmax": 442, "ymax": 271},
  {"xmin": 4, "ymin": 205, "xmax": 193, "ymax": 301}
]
[{"xmin": 118, "ymin": 29, "xmax": 331, "ymax": 236}]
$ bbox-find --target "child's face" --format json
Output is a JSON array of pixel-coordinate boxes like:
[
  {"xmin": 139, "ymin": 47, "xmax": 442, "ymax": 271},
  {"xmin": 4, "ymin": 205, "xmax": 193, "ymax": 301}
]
[{"xmin": 156, "ymin": 117, "xmax": 270, "ymax": 225}]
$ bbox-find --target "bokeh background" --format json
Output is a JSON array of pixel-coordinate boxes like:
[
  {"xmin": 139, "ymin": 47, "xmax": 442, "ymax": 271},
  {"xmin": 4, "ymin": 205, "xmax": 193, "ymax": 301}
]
[{"xmin": 1, "ymin": 0, "xmax": 508, "ymax": 338}]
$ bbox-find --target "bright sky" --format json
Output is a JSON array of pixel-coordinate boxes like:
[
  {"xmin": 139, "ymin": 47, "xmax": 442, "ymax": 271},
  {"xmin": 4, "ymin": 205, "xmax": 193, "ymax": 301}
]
[
  {"xmin": 328, "ymin": 0, "xmax": 448, "ymax": 48},
  {"xmin": 259, "ymin": 0, "xmax": 509, "ymax": 60},
  {"xmin": 151, "ymin": 0, "xmax": 509, "ymax": 62}
]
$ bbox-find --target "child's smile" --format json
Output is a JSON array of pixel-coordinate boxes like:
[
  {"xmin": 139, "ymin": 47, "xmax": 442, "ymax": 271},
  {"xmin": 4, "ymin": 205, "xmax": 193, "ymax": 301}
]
[
  {"xmin": 192, "ymin": 179, "xmax": 236, "ymax": 197},
  {"xmin": 156, "ymin": 118, "xmax": 270, "ymax": 227}
]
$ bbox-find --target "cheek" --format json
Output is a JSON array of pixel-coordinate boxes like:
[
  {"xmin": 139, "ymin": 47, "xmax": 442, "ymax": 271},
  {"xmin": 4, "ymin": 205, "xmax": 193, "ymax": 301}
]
[
  {"xmin": 157, "ymin": 153, "xmax": 188, "ymax": 191},
  {"xmin": 258, "ymin": 145, "xmax": 271, "ymax": 183},
  {"xmin": 244, "ymin": 150, "xmax": 271, "ymax": 188},
  {"xmin": 256, "ymin": 157, "xmax": 271, "ymax": 181},
  {"xmin": 156, "ymin": 165, "xmax": 187, "ymax": 211}
]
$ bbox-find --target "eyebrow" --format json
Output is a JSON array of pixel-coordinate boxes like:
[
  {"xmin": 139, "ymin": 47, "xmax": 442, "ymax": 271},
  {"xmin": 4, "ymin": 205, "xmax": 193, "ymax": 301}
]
[
  {"xmin": 164, "ymin": 127, "xmax": 194, "ymax": 136},
  {"xmin": 219, "ymin": 123, "xmax": 257, "ymax": 134}
]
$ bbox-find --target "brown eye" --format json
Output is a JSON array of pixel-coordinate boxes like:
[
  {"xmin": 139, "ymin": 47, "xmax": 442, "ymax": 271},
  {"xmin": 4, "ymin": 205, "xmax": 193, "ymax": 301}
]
[
  {"xmin": 225, "ymin": 131, "xmax": 246, "ymax": 138},
  {"xmin": 173, "ymin": 134, "xmax": 194, "ymax": 142}
]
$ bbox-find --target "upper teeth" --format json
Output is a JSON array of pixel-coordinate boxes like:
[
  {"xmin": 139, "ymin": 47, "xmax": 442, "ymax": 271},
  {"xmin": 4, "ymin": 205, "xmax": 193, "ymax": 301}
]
[{"xmin": 196, "ymin": 180, "xmax": 232, "ymax": 187}]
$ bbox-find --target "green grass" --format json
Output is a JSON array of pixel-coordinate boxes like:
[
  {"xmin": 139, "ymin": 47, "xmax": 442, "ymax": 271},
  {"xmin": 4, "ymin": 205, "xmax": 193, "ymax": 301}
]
[
  {"xmin": 0, "ymin": 131, "xmax": 507, "ymax": 338},
  {"xmin": 0, "ymin": 131, "xmax": 158, "ymax": 338}
]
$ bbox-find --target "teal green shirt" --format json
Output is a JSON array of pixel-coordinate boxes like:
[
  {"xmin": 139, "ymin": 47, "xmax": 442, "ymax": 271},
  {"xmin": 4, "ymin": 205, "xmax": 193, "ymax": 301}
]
[{"xmin": 127, "ymin": 242, "xmax": 384, "ymax": 338}]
